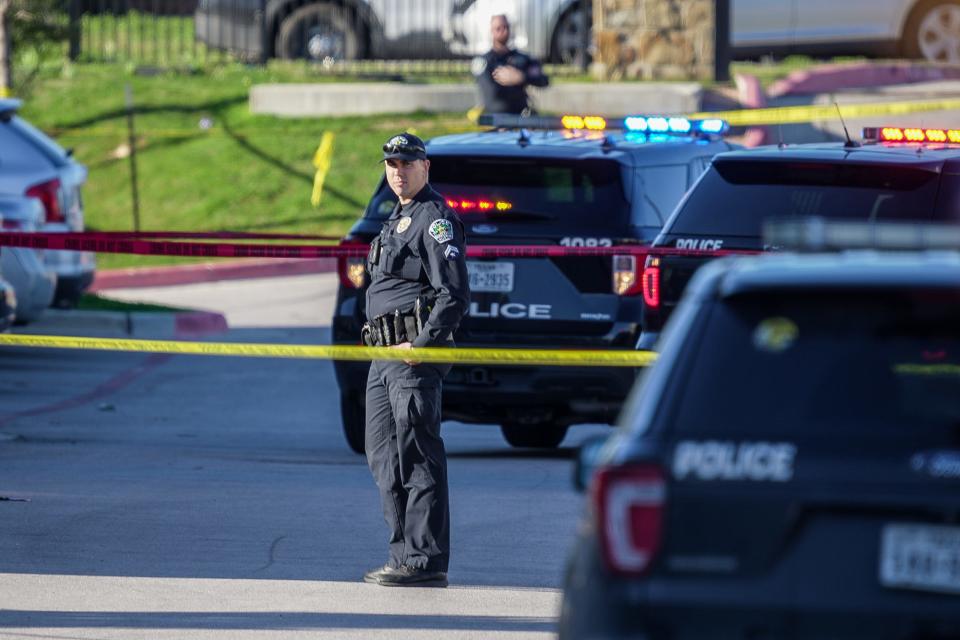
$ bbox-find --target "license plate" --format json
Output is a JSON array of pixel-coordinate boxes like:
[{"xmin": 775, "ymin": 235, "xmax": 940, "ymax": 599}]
[
  {"xmin": 880, "ymin": 524, "xmax": 960, "ymax": 595},
  {"xmin": 467, "ymin": 261, "xmax": 514, "ymax": 293}
]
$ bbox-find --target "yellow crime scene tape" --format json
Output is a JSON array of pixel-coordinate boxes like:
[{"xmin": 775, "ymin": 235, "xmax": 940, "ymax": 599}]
[
  {"xmin": 0, "ymin": 334, "xmax": 658, "ymax": 367},
  {"xmin": 688, "ymin": 97, "xmax": 960, "ymax": 127},
  {"xmin": 311, "ymin": 131, "xmax": 336, "ymax": 207}
]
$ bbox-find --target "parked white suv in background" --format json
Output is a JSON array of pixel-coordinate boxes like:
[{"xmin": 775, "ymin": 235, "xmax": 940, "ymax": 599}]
[{"xmin": 0, "ymin": 99, "xmax": 95, "ymax": 308}]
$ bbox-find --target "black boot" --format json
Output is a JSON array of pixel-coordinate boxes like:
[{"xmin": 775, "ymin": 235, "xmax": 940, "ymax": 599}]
[
  {"xmin": 375, "ymin": 565, "xmax": 448, "ymax": 588},
  {"xmin": 363, "ymin": 564, "xmax": 402, "ymax": 584}
]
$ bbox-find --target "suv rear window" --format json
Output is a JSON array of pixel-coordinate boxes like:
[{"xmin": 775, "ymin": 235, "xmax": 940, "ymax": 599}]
[
  {"xmin": 366, "ymin": 156, "xmax": 630, "ymax": 233},
  {"xmin": 670, "ymin": 290, "xmax": 960, "ymax": 443},
  {"xmin": 666, "ymin": 160, "xmax": 941, "ymax": 237}
]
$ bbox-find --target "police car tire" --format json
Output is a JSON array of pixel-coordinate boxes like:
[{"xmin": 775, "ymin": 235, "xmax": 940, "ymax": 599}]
[
  {"xmin": 550, "ymin": 4, "xmax": 591, "ymax": 65},
  {"xmin": 276, "ymin": 3, "xmax": 363, "ymax": 61},
  {"xmin": 500, "ymin": 423, "xmax": 568, "ymax": 449},
  {"xmin": 340, "ymin": 393, "xmax": 366, "ymax": 455}
]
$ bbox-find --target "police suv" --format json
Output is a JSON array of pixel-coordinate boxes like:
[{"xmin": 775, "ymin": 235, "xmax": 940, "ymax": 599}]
[
  {"xmin": 561, "ymin": 221, "xmax": 960, "ymax": 639},
  {"xmin": 639, "ymin": 125, "xmax": 960, "ymax": 348},
  {"xmin": 332, "ymin": 114, "xmax": 736, "ymax": 453}
]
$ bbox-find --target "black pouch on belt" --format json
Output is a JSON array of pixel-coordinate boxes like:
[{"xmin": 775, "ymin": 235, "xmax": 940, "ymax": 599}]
[
  {"xmin": 360, "ymin": 322, "xmax": 375, "ymax": 347},
  {"xmin": 380, "ymin": 314, "xmax": 394, "ymax": 346}
]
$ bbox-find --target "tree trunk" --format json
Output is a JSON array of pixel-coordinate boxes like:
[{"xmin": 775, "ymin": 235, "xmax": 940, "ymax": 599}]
[{"xmin": 0, "ymin": 0, "xmax": 11, "ymax": 97}]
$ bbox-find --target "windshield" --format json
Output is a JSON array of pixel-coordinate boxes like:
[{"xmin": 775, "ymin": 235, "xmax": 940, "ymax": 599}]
[
  {"xmin": 671, "ymin": 290, "xmax": 960, "ymax": 443},
  {"xmin": 365, "ymin": 156, "xmax": 631, "ymax": 234},
  {"xmin": 666, "ymin": 160, "xmax": 942, "ymax": 237}
]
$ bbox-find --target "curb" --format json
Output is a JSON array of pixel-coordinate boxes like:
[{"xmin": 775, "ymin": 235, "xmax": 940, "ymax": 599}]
[
  {"xmin": 767, "ymin": 62, "xmax": 960, "ymax": 98},
  {"xmin": 91, "ymin": 258, "xmax": 337, "ymax": 291},
  {"xmin": 15, "ymin": 308, "xmax": 229, "ymax": 339}
]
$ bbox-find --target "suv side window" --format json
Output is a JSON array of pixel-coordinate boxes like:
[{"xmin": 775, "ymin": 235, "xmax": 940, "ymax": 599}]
[
  {"xmin": 632, "ymin": 164, "xmax": 688, "ymax": 228},
  {"xmin": 0, "ymin": 122, "xmax": 56, "ymax": 169}
]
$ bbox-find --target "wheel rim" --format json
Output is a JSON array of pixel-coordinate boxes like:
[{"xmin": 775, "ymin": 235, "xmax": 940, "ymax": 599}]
[
  {"xmin": 304, "ymin": 25, "xmax": 346, "ymax": 61},
  {"xmin": 556, "ymin": 10, "xmax": 591, "ymax": 65},
  {"xmin": 918, "ymin": 4, "xmax": 960, "ymax": 62}
]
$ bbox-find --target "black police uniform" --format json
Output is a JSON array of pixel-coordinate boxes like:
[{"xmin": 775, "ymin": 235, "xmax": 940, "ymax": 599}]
[
  {"xmin": 363, "ymin": 183, "xmax": 469, "ymax": 578},
  {"xmin": 472, "ymin": 48, "xmax": 549, "ymax": 114}
]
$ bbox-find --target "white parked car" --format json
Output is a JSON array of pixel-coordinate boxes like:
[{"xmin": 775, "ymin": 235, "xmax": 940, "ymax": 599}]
[
  {"xmin": 446, "ymin": 0, "xmax": 960, "ymax": 64},
  {"xmin": 0, "ymin": 99, "xmax": 95, "ymax": 308},
  {"xmin": 0, "ymin": 195, "xmax": 57, "ymax": 324},
  {"xmin": 733, "ymin": 0, "xmax": 960, "ymax": 62}
]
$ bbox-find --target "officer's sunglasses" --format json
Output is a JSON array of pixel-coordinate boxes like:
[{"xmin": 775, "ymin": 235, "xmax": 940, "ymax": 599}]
[{"xmin": 382, "ymin": 142, "xmax": 425, "ymax": 155}]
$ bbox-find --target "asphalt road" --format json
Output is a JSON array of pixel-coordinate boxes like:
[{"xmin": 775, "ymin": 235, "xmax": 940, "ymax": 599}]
[{"xmin": 0, "ymin": 274, "xmax": 610, "ymax": 639}]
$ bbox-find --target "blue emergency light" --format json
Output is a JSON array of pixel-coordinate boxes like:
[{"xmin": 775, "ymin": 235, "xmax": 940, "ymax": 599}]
[{"xmin": 478, "ymin": 113, "xmax": 729, "ymax": 138}]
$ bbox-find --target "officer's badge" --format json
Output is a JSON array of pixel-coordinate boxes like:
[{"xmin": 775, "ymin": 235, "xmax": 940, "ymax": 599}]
[
  {"xmin": 429, "ymin": 219, "xmax": 454, "ymax": 244},
  {"xmin": 396, "ymin": 216, "xmax": 412, "ymax": 233},
  {"xmin": 471, "ymin": 56, "xmax": 487, "ymax": 77},
  {"xmin": 388, "ymin": 135, "xmax": 408, "ymax": 147}
]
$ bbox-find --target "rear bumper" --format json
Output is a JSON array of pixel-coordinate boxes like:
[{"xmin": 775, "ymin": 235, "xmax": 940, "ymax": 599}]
[
  {"xmin": 561, "ymin": 535, "xmax": 960, "ymax": 640},
  {"xmin": 334, "ymin": 359, "xmax": 638, "ymax": 425}
]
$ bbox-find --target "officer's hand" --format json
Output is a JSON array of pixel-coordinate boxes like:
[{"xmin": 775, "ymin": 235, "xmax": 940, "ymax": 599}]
[
  {"xmin": 392, "ymin": 341, "xmax": 420, "ymax": 366},
  {"xmin": 492, "ymin": 65, "xmax": 525, "ymax": 86}
]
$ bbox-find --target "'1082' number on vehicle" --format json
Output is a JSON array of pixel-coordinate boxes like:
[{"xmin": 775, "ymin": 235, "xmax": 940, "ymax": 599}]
[{"xmin": 559, "ymin": 237, "xmax": 612, "ymax": 247}]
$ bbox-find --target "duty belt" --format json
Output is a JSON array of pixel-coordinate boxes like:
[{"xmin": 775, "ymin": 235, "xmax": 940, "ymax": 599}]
[{"xmin": 361, "ymin": 310, "xmax": 420, "ymax": 347}]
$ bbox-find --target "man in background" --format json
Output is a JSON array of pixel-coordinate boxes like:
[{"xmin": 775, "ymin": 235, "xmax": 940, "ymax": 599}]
[{"xmin": 472, "ymin": 14, "xmax": 549, "ymax": 115}]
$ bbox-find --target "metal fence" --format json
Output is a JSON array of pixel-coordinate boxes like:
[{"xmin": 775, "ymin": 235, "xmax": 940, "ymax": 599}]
[{"xmin": 67, "ymin": 0, "xmax": 591, "ymax": 72}]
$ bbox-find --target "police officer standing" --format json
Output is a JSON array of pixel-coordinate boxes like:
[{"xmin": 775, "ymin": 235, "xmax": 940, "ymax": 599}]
[
  {"xmin": 361, "ymin": 133, "xmax": 469, "ymax": 588},
  {"xmin": 472, "ymin": 14, "xmax": 550, "ymax": 115}
]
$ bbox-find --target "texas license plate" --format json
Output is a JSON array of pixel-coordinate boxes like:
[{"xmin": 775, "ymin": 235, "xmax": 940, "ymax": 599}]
[
  {"xmin": 880, "ymin": 524, "xmax": 960, "ymax": 595},
  {"xmin": 467, "ymin": 261, "xmax": 514, "ymax": 293}
]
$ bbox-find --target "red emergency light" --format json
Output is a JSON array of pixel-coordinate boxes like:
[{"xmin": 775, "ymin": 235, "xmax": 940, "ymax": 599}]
[
  {"xmin": 445, "ymin": 198, "xmax": 513, "ymax": 212},
  {"xmin": 864, "ymin": 126, "xmax": 960, "ymax": 144}
]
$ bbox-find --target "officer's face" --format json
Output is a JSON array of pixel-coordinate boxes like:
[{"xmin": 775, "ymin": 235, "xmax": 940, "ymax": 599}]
[
  {"xmin": 385, "ymin": 158, "xmax": 430, "ymax": 203},
  {"xmin": 491, "ymin": 17, "xmax": 510, "ymax": 47}
]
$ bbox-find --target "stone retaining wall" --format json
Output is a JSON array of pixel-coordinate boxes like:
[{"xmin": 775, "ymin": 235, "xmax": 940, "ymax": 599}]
[{"xmin": 593, "ymin": 0, "xmax": 715, "ymax": 81}]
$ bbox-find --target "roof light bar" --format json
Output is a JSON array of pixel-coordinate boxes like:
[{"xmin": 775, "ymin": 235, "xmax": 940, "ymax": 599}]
[
  {"xmin": 864, "ymin": 126, "xmax": 960, "ymax": 144},
  {"xmin": 478, "ymin": 114, "xmax": 729, "ymax": 137},
  {"xmin": 763, "ymin": 218, "xmax": 960, "ymax": 252}
]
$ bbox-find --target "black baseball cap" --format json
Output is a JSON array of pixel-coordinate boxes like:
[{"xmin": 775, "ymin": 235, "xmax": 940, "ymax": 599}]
[{"xmin": 382, "ymin": 133, "xmax": 427, "ymax": 161}]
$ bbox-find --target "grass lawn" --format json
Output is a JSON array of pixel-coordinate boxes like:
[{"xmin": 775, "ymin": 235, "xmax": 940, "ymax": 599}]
[{"xmin": 78, "ymin": 293, "xmax": 187, "ymax": 312}]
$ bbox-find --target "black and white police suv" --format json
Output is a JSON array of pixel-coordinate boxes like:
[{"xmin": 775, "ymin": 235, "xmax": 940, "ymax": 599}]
[
  {"xmin": 639, "ymin": 125, "xmax": 960, "ymax": 349},
  {"xmin": 332, "ymin": 114, "xmax": 736, "ymax": 453},
  {"xmin": 560, "ymin": 220, "xmax": 960, "ymax": 640}
]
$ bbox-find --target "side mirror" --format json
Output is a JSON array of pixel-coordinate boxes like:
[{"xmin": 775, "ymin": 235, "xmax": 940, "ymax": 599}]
[{"xmin": 573, "ymin": 434, "xmax": 610, "ymax": 492}]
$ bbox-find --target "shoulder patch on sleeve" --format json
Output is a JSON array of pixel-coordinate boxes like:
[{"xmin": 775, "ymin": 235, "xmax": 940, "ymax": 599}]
[{"xmin": 429, "ymin": 218, "xmax": 455, "ymax": 244}]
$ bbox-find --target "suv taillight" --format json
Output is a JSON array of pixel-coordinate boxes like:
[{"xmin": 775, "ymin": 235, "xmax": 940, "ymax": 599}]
[
  {"xmin": 26, "ymin": 178, "xmax": 64, "ymax": 224},
  {"xmin": 613, "ymin": 254, "xmax": 643, "ymax": 296},
  {"xmin": 337, "ymin": 242, "xmax": 367, "ymax": 289},
  {"xmin": 642, "ymin": 257, "xmax": 660, "ymax": 308},
  {"xmin": 593, "ymin": 464, "xmax": 665, "ymax": 576}
]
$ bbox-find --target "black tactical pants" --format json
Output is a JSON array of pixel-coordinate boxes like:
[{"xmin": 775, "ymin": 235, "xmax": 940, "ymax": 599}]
[{"xmin": 365, "ymin": 359, "xmax": 451, "ymax": 572}]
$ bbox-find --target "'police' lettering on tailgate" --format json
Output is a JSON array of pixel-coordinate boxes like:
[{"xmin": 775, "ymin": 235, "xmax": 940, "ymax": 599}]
[
  {"xmin": 672, "ymin": 441, "xmax": 796, "ymax": 482},
  {"xmin": 676, "ymin": 238, "xmax": 724, "ymax": 251}
]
